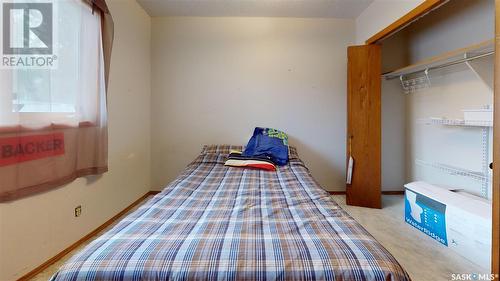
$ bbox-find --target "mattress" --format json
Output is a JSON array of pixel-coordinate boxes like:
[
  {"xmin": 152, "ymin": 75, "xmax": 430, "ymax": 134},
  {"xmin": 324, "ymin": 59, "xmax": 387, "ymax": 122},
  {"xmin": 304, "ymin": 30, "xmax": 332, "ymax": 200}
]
[{"xmin": 51, "ymin": 145, "xmax": 410, "ymax": 281}]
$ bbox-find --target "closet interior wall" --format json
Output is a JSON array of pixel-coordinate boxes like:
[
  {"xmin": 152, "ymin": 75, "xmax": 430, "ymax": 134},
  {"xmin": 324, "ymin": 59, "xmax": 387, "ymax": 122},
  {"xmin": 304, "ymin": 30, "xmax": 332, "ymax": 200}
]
[{"xmin": 381, "ymin": 0, "xmax": 494, "ymax": 199}]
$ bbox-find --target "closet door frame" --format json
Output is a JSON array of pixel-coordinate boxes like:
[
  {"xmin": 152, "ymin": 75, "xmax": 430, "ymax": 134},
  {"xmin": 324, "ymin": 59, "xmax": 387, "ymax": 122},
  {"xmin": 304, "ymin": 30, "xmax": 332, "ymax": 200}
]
[
  {"xmin": 364, "ymin": 0, "xmax": 499, "ymax": 275},
  {"xmin": 492, "ymin": 0, "xmax": 499, "ymax": 275}
]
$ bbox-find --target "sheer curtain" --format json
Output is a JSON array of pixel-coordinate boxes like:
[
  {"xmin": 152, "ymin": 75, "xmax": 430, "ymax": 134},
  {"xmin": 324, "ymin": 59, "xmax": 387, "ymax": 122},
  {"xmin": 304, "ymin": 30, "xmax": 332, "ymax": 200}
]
[{"xmin": 0, "ymin": 0, "xmax": 111, "ymax": 201}]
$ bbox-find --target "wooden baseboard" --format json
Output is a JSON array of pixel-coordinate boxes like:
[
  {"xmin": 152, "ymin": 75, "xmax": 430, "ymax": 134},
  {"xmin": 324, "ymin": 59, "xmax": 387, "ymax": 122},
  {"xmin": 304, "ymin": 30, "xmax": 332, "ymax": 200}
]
[
  {"xmin": 382, "ymin": 190, "xmax": 405, "ymax": 195},
  {"xmin": 329, "ymin": 191, "xmax": 347, "ymax": 195},
  {"xmin": 329, "ymin": 191, "xmax": 405, "ymax": 195},
  {"xmin": 18, "ymin": 190, "xmax": 161, "ymax": 281}
]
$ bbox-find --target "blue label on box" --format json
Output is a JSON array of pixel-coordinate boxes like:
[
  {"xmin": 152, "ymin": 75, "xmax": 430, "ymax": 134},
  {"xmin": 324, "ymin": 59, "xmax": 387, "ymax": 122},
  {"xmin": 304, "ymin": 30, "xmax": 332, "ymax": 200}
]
[{"xmin": 405, "ymin": 189, "xmax": 447, "ymax": 245}]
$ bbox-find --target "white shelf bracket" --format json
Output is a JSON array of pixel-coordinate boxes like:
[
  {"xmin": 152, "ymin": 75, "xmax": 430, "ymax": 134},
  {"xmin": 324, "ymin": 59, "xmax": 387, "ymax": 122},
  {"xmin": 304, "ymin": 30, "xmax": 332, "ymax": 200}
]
[
  {"xmin": 464, "ymin": 53, "xmax": 494, "ymax": 92},
  {"xmin": 424, "ymin": 68, "xmax": 431, "ymax": 87},
  {"xmin": 399, "ymin": 75, "xmax": 409, "ymax": 94}
]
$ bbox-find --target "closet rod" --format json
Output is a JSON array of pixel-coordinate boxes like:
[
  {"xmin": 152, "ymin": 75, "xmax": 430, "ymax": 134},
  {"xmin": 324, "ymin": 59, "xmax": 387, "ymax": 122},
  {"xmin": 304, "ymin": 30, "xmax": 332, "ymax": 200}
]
[{"xmin": 384, "ymin": 51, "xmax": 494, "ymax": 80}]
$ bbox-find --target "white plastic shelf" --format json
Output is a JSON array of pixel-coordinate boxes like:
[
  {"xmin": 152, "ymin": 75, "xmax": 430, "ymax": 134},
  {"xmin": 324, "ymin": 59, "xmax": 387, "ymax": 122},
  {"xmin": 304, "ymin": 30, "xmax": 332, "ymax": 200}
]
[
  {"xmin": 415, "ymin": 159, "xmax": 491, "ymax": 183},
  {"xmin": 417, "ymin": 118, "xmax": 492, "ymax": 127},
  {"xmin": 382, "ymin": 39, "xmax": 494, "ymax": 79}
]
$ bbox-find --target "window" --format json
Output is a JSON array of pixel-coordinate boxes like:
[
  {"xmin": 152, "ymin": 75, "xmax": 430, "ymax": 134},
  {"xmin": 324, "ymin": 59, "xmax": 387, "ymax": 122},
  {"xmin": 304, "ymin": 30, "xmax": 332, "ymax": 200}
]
[
  {"xmin": 0, "ymin": 0, "xmax": 104, "ymax": 128},
  {"xmin": 0, "ymin": 0, "xmax": 113, "ymax": 202}
]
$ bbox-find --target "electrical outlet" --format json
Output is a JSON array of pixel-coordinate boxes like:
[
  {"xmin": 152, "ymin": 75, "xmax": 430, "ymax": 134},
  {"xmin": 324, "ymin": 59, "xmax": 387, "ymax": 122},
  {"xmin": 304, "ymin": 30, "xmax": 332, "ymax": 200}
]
[{"xmin": 75, "ymin": 205, "xmax": 82, "ymax": 217}]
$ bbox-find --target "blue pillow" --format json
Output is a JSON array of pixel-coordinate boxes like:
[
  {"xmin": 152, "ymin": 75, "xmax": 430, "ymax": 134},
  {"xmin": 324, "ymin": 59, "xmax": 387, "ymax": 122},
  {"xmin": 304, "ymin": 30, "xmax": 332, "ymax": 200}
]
[{"xmin": 243, "ymin": 127, "xmax": 289, "ymax": 166}]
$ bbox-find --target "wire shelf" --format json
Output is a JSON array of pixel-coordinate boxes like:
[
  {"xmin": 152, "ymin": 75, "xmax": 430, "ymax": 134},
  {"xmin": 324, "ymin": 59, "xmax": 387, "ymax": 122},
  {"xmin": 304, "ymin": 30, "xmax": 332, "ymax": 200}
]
[
  {"xmin": 415, "ymin": 159, "xmax": 491, "ymax": 183},
  {"xmin": 417, "ymin": 118, "xmax": 492, "ymax": 127}
]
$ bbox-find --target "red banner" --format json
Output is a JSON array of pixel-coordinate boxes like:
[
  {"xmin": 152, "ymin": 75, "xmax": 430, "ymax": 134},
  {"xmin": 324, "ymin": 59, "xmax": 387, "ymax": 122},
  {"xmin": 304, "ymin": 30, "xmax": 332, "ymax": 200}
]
[{"xmin": 0, "ymin": 133, "xmax": 65, "ymax": 167}]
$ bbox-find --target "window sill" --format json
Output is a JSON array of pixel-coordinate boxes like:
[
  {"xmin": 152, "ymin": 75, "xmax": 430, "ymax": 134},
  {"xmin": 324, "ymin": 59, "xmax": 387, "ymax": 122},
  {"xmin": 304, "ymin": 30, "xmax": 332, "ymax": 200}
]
[{"xmin": 0, "ymin": 121, "xmax": 96, "ymax": 134}]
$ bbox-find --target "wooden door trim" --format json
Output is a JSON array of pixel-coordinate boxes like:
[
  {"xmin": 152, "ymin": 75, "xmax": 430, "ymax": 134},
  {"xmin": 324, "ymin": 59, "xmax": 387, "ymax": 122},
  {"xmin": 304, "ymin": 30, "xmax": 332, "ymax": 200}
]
[
  {"xmin": 365, "ymin": 0, "xmax": 448, "ymax": 44},
  {"xmin": 493, "ymin": 0, "xmax": 500, "ymax": 276}
]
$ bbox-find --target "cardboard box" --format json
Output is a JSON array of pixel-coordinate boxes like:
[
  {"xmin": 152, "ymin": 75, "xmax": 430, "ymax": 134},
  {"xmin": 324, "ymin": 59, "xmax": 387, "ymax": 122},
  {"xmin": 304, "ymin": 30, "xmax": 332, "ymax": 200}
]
[{"xmin": 405, "ymin": 181, "xmax": 491, "ymax": 267}]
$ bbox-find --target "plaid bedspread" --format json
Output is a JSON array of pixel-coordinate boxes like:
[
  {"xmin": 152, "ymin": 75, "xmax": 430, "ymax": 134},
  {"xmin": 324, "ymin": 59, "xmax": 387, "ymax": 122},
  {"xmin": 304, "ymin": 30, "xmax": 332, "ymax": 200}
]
[{"xmin": 51, "ymin": 145, "xmax": 410, "ymax": 281}]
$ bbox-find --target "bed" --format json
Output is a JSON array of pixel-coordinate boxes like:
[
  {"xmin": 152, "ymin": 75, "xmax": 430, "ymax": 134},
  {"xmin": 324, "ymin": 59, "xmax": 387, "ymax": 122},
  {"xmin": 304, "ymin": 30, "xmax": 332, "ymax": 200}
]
[{"xmin": 51, "ymin": 145, "xmax": 410, "ymax": 281}]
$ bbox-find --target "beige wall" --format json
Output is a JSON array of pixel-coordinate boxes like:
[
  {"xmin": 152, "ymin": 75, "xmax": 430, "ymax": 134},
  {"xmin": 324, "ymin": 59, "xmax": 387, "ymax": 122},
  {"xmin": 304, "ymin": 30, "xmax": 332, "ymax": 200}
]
[
  {"xmin": 151, "ymin": 17, "xmax": 354, "ymax": 192},
  {"xmin": 355, "ymin": 0, "xmax": 424, "ymax": 44},
  {"xmin": 405, "ymin": 0, "xmax": 493, "ymax": 63},
  {"xmin": 0, "ymin": 0, "xmax": 151, "ymax": 280}
]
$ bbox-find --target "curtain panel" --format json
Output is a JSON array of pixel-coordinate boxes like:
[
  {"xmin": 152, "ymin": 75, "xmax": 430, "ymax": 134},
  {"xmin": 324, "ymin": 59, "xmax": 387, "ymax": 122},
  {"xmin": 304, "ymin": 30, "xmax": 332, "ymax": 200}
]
[{"xmin": 0, "ymin": 0, "xmax": 114, "ymax": 202}]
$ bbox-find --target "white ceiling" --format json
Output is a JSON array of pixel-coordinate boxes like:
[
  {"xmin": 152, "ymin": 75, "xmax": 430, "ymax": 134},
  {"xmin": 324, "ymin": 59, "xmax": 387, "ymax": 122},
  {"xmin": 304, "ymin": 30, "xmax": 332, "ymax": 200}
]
[{"xmin": 136, "ymin": 0, "xmax": 374, "ymax": 18}]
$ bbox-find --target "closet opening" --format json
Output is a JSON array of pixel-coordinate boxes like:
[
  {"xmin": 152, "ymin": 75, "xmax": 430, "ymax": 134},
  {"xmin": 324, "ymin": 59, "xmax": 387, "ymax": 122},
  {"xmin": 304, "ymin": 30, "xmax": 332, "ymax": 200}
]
[{"xmin": 377, "ymin": 0, "xmax": 496, "ymax": 275}]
